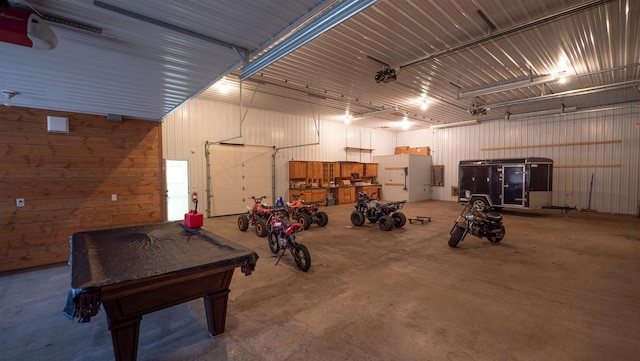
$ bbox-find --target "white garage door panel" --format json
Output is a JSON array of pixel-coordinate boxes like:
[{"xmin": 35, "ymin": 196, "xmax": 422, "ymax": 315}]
[{"xmin": 210, "ymin": 145, "xmax": 272, "ymax": 216}]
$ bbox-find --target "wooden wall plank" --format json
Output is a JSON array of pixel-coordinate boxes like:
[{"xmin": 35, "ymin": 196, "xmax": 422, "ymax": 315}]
[{"xmin": 0, "ymin": 106, "xmax": 163, "ymax": 272}]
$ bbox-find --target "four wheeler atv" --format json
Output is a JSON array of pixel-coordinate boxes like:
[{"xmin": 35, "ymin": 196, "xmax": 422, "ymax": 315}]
[
  {"xmin": 237, "ymin": 195, "xmax": 272, "ymax": 237},
  {"xmin": 350, "ymin": 191, "xmax": 407, "ymax": 231},
  {"xmin": 287, "ymin": 193, "xmax": 329, "ymax": 230}
]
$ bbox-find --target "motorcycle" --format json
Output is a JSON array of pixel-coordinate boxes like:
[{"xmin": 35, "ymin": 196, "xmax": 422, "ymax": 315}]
[
  {"xmin": 448, "ymin": 202, "xmax": 506, "ymax": 247},
  {"xmin": 266, "ymin": 208, "xmax": 311, "ymax": 272},
  {"xmin": 237, "ymin": 195, "xmax": 271, "ymax": 237},
  {"xmin": 351, "ymin": 191, "xmax": 407, "ymax": 231},
  {"xmin": 288, "ymin": 193, "xmax": 329, "ymax": 229}
]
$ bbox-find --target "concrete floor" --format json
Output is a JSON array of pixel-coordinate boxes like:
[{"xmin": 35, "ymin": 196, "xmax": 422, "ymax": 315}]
[{"xmin": 1, "ymin": 200, "xmax": 639, "ymax": 361}]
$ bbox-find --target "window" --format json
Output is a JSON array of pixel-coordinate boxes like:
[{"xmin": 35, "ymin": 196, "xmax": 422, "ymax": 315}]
[{"xmin": 432, "ymin": 165, "xmax": 444, "ymax": 187}]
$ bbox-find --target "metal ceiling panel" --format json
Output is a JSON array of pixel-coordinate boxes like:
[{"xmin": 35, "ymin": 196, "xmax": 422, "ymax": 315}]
[
  {"xmin": 198, "ymin": 0, "xmax": 639, "ymax": 131},
  {"xmin": 0, "ymin": 0, "xmax": 331, "ymax": 119}
]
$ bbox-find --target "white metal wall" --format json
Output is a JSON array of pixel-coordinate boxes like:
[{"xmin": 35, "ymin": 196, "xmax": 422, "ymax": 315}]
[
  {"xmin": 162, "ymin": 98, "xmax": 397, "ymax": 213},
  {"xmin": 397, "ymin": 104, "xmax": 640, "ymax": 215}
]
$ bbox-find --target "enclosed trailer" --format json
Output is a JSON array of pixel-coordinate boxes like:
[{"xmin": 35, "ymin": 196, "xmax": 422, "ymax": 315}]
[{"xmin": 458, "ymin": 157, "xmax": 553, "ymax": 210}]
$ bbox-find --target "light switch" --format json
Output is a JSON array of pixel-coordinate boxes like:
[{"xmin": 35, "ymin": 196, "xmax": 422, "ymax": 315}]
[
  {"xmin": 16, "ymin": 198, "xmax": 25, "ymax": 207},
  {"xmin": 111, "ymin": 194, "xmax": 117, "ymax": 201}
]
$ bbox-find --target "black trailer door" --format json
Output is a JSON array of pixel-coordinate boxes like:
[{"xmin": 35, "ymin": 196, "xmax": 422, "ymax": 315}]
[{"xmin": 503, "ymin": 166, "xmax": 525, "ymax": 206}]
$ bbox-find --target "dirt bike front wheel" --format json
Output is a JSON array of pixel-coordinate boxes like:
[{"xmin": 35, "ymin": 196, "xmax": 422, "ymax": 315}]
[
  {"xmin": 448, "ymin": 226, "xmax": 465, "ymax": 247},
  {"xmin": 291, "ymin": 243, "xmax": 311, "ymax": 272},
  {"xmin": 267, "ymin": 233, "xmax": 279, "ymax": 254}
]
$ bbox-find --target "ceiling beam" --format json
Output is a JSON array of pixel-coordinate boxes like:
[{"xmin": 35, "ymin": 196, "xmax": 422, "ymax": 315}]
[{"xmin": 241, "ymin": 0, "xmax": 378, "ymax": 80}]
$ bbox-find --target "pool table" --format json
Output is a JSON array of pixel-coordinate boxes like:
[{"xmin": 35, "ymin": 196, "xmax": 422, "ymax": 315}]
[{"xmin": 63, "ymin": 221, "xmax": 258, "ymax": 361}]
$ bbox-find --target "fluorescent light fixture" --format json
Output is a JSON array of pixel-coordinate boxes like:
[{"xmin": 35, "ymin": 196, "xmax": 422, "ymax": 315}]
[
  {"xmin": 430, "ymin": 119, "xmax": 478, "ymax": 129},
  {"xmin": 457, "ymin": 72, "xmax": 567, "ymax": 99},
  {"xmin": 505, "ymin": 106, "xmax": 577, "ymax": 120},
  {"xmin": 351, "ymin": 106, "xmax": 397, "ymax": 121}
]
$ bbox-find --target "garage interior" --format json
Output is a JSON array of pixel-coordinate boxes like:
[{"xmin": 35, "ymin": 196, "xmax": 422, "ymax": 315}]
[{"xmin": 1, "ymin": 0, "xmax": 639, "ymax": 360}]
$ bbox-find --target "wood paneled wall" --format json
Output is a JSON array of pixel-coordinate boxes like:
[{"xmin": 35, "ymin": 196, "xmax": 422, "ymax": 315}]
[{"xmin": 0, "ymin": 107, "xmax": 163, "ymax": 272}]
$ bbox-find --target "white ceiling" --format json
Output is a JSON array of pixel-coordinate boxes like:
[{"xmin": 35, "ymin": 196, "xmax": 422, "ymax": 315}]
[{"xmin": 1, "ymin": 0, "xmax": 639, "ymax": 131}]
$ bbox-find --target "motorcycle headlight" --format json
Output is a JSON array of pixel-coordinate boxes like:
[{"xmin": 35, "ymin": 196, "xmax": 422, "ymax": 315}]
[{"xmin": 464, "ymin": 213, "xmax": 475, "ymax": 220}]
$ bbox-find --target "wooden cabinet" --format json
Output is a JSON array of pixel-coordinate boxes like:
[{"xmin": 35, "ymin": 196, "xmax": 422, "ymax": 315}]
[
  {"xmin": 334, "ymin": 187, "xmax": 356, "ymax": 204},
  {"xmin": 289, "ymin": 161, "xmax": 307, "ymax": 179},
  {"xmin": 363, "ymin": 163, "xmax": 378, "ymax": 177},
  {"xmin": 306, "ymin": 161, "xmax": 323, "ymax": 185},
  {"xmin": 288, "ymin": 161, "xmax": 376, "ymax": 206},
  {"xmin": 338, "ymin": 162, "xmax": 364, "ymax": 178},
  {"xmin": 322, "ymin": 162, "xmax": 334, "ymax": 185}
]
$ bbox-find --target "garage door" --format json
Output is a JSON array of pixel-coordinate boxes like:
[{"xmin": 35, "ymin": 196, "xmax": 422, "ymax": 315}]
[{"xmin": 208, "ymin": 145, "xmax": 273, "ymax": 216}]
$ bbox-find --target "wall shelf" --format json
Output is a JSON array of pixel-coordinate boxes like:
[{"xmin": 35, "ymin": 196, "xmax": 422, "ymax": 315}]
[{"xmin": 344, "ymin": 147, "xmax": 375, "ymax": 152}]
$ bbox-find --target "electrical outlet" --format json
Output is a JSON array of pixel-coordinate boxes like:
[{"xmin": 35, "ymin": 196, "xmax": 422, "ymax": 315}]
[
  {"xmin": 16, "ymin": 198, "xmax": 25, "ymax": 207},
  {"xmin": 111, "ymin": 194, "xmax": 117, "ymax": 201}
]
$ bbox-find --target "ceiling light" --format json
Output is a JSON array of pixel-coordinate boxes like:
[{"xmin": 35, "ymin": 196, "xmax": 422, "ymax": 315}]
[
  {"xmin": 350, "ymin": 106, "xmax": 398, "ymax": 121},
  {"xmin": 430, "ymin": 120, "xmax": 478, "ymax": 129},
  {"xmin": 458, "ymin": 71, "xmax": 567, "ymax": 99},
  {"xmin": 344, "ymin": 111, "xmax": 351, "ymax": 125},
  {"xmin": 2, "ymin": 90, "xmax": 18, "ymax": 106},
  {"xmin": 214, "ymin": 78, "xmax": 230, "ymax": 93}
]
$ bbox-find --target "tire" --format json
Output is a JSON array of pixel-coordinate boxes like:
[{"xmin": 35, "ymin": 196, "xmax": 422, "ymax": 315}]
[
  {"xmin": 238, "ymin": 214, "xmax": 249, "ymax": 231},
  {"xmin": 292, "ymin": 243, "xmax": 311, "ymax": 272},
  {"xmin": 267, "ymin": 233, "xmax": 279, "ymax": 254},
  {"xmin": 316, "ymin": 211, "xmax": 329, "ymax": 227},
  {"xmin": 471, "ymin": 197, "xmax": 489, "ymax": 212},
  {"xmin": 255, "ymin": 219, "xmax": 268, "ymax": 237},
  {"xmin": 448, "ymin": 226, "xmax": 465, "ymax": 247},
  {"xmin": 351, "ymin": 211, "xmax": 365, "ymax": 226},
  {"xmin": 392, "ymin": 212, "xmax": 407, "ymax": 228},
  {"xmin": 378, "ymin": 215, "xmax": 394, "ymax": 231},
  {"xmin": 488, "ymin": 224, "xmax": 506, "ymax": 244},
  {"xmin": 298, "ymin": 213, "xmax": 313, "ymax": 230}
]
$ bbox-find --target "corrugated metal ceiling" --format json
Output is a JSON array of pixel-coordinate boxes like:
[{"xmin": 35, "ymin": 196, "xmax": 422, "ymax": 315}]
[
  {"xmin": 1, "ymin": 0, "xmax": 638, "ymax": 130},
  {"xmin": 203, "ymin": 0, "xmax": 640, "ymax": 130}
]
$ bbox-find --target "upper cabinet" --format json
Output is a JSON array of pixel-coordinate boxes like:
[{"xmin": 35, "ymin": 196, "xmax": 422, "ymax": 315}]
[
  {"xmin": 338, "ymin": 162, "xmax": 364, "ymax": 178},
  {"xmin": 289, "ymin": 161, "xmax": 307, "ymax": 179},
  {"xmin": 363, "ymin": 163, "xmax": 378, "ymax": 177}
]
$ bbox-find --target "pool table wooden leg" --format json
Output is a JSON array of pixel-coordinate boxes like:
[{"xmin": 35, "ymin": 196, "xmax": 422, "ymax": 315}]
[
  {"xmin": 108, "ymin": 316, "xmax": 142, "ymax": 361},
  {"xmin": 204, "ymin": 289, "xmax": 230, "ymax": 337}
]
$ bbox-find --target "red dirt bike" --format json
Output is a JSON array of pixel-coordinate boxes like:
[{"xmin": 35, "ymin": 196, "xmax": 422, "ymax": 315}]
[
  {"xmin": 237, "ymin": 195, "xmax": 271, "ymax": 237},
  {"xmin": 266, "ymin": 208, "xmax": 311, "ymax": 272},
  {"xmin": 287, "ymin": 193, "xmax": 329, "ymax": 230}
]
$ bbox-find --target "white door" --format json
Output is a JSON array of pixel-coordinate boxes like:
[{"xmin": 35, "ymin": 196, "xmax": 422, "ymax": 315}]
[
  {"xmin": 209, "ymin": 145, "xmax": 272, "ymax": 216},
  {"xmin": 166, "ymin": 159, "xmax": 190, "ymax": 221}
]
